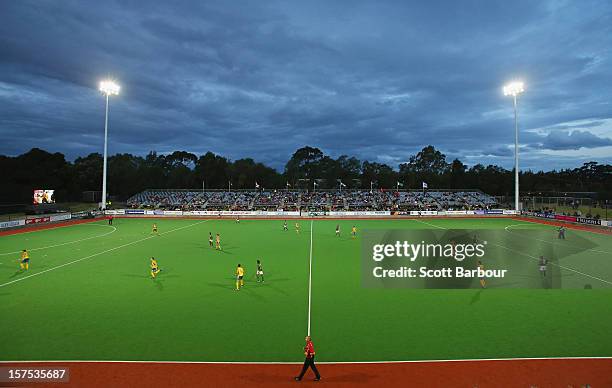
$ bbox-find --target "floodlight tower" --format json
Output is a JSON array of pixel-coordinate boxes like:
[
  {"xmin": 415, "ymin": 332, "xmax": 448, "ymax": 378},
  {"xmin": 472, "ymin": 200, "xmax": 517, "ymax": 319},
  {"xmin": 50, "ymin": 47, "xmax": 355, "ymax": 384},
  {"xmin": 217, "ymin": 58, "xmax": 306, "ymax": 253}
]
[
  {"xmin": 99, "ymin": 80, "xmax": 120, "ymax": 211},
  {"xmin": 503, "ymin": 81, "xmax": 524, "ymax": 212}
]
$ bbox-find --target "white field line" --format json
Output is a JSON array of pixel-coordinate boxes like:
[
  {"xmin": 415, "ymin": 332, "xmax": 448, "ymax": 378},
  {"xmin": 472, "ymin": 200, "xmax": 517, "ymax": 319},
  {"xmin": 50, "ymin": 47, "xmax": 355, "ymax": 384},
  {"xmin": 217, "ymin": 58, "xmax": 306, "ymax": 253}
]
[
  {"xmin": 413, "ymin": 218, "xmax": 612, "ymax": 286},
  {"xmin": 1, "ymin": 356, "xmax": 612, "ymax": 364},
  {"xmin": 514, "ymin": 216, "xmax": 612, "ymax": 235},
  {"xmin": 412, "ymin": 218, "xmax": 446, "ymax": 230},
  {"xmin": 0, "ymin": 224, "xmax": 117, "ymax": 256},
  {"xmin": 0, "ymin": 220, "xmax": 208, "ymax": 288},
  {"xmin": 491, "ymin": 242, "xmax": 612, "ymax": 286},
  {"xmin": 504, "ymin": 224, "xmax": 611, "ymax": 255},
  {"xmin": 307, "ymin": 219, "xmax": 314, "ymax": 336},
  {"xmin": 0, "ymin": 218, "xmax": 102, "ymax": 236}
]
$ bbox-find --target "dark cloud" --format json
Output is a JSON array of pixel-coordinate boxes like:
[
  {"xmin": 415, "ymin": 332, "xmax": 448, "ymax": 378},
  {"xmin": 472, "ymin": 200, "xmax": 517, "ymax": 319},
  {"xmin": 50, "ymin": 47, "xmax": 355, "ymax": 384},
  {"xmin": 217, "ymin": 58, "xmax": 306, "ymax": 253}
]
[
  {"xmin": 533, "ymin": 130, "xmax": 612, "ymax": 151},
  {"xmin": 1, "ymin": 0, "xmax": 611, "ymax": 172},
  {"xmin": 481, "ymin": 147, "xmax": 515, "ymax": 158}
]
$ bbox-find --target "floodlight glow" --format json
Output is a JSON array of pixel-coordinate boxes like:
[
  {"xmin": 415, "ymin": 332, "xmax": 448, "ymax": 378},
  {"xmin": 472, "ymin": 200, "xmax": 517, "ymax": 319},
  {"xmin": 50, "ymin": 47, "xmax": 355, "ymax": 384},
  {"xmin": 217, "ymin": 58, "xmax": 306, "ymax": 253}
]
[
  {"xmin": 502, "ymin": 79, "xmax": 526, "ymax": 212},
  {"xmin": 99, "ymin": 80, "xmax": 120, "ymax": 95},
  {"xmin": 503, "ymin": 81, "xmax": 524, "ymax": 97},
  {"xmin": 99, "ymin": 78, "xmax": 120, "ymax": 211}
]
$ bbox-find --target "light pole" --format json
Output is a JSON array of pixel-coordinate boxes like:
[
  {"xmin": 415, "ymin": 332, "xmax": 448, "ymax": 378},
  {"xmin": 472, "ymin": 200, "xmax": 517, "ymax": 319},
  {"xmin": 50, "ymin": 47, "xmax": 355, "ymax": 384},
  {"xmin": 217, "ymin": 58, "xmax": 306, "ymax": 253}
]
[
  {"xmin": 503, "ymin": 81, "xmax": 524, "ymax": 212},
  {"xmin": 99, "ymin": 80, "xmax": 120, "ymax": 211}
]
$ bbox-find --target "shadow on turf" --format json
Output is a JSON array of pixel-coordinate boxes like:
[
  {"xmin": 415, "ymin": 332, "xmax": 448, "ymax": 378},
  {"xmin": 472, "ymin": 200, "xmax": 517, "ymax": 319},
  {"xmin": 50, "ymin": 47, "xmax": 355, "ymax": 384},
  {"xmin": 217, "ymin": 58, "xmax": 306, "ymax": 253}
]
[
  {"xmin": 120, "ymin": 275, "xmax": 166, "ymax": 291},
  {"xmin": 6, "ymin": 262, "xmax": 52, "ymax": 278},
  {"xmin": 153, "ymin": 278, "xmax": 164, "ymax": 291},
  {"xmin": 122, "ymin": 273, "xmax": 179, "ymax": 279},
  {"xmin": 247, "ymin": 277, "xmax": 292, "ymax": 298},
  {"xmin": 204, "ymin": 243, "xmax": 239, "ymax": 252},
  {"xmin": 264, "ymin": 285, "xmax": 289, "ymax": 296},
  {"xmin": 207, "ymin": 282, "xmax": 237, "ymax": 290},
  {"xmin": 121, "ymin": 270, "xmax": 179, "ymax": 292},
  {"xmin": 320, "ymin": 235, "xmax": 357, "ymax": 243},
  {"xmin": 207, "ymin": 282, "xmax": 266, "ymax": 300},
  {"xmin": 8, "ymin": 270, "xmax": 25, "ymax": 279},
  {"xmin": 469, "ymin": 289, "xmax": 482, "ymax": 305},
  {"xmin": 261, "ymin": 277, "xmax": 292, "ymax": 282}
]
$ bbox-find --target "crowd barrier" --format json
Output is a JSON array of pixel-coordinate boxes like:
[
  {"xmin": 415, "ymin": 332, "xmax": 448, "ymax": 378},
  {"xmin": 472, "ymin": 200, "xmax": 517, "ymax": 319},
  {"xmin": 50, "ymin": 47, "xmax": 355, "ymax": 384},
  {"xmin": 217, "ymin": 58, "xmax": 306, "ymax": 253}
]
[
  {"xmin": 0, "ymin": 219, "xmax": 26, "ymax": 229},
  {"xmin": 1, "ymin": 209, "xmax": 609, "ymax": 230},
  {"xmin": 106, "ymin": 209, "xmax": 610, "ymax": 228},
  {"xmin": 17, "ymin": 213, "xmax": 71, "ymax": 227},
  {"xmin": 0, "ymin": 211, "xmax": 103, "ymax": 230},
  {"xmin": 108, "ymin": 209, "xmax": 513, "ymax": 217},
  {"xmin": 524, "ymin": 211, "xmax": 608, "ymax": 227}
]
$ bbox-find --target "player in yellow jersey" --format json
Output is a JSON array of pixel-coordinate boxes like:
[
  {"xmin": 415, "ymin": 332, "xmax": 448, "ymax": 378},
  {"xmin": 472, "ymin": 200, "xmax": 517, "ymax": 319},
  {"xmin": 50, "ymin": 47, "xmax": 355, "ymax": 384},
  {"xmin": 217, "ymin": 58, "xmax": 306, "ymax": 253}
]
[
  {"xmin": 478, "ymin": 260, "xmax": 486, "ymax": 288},
  {"xmin": 235, "ymin": 264, "xmax": 245, "ymax": 291},
  {"xmin": 19, "ymin": 249, "xmax": 30, "ymax": 270},
  {"xmin": 216, "ymin": 233, "xmax": 221, "ymax": 250},
  {"xmin": 351, "ymin": 225, "xmax": 357, "ymax": 238},
  {"xmin": 150, "ymin": 257, "xmax": 161, "ymax": 278},
  {"xmin": 295, "ymin": 222, "xmax": 300, "ymax": 234},
  {"xmin": 151, "ymin": 223, "xmax": 158, "ymax": 235}
]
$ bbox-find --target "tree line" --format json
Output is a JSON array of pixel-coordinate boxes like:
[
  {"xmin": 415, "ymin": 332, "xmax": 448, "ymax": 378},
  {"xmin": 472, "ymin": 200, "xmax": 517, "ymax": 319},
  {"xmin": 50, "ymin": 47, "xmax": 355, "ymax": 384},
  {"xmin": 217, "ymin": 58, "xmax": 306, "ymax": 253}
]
[{"xmin": 0, "ymin": 146, "xmax": 610, "ymax": 204}]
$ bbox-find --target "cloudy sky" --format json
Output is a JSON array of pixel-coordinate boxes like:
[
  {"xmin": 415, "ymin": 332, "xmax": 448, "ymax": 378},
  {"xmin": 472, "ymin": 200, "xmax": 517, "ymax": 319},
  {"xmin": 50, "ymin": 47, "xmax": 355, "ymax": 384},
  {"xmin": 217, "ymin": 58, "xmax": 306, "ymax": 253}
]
[{"xmin": 1, "ymin": 0, "xmax": 611, "ymax": 171}]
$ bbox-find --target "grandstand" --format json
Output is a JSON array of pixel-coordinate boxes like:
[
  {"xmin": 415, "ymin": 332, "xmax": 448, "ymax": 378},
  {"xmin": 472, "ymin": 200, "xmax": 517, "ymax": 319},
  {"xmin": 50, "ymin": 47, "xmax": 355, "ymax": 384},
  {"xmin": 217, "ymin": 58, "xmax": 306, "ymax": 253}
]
[{"xmin": 127, "ymin": 189, "xmax": 499, "ymax": 211}]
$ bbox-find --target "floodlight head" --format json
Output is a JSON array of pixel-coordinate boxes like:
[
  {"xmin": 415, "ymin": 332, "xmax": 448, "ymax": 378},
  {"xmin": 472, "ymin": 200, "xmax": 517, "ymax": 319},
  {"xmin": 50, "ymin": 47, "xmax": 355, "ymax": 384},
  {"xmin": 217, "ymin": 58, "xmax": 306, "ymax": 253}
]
[
  {"xmin": 99, "ymin": 80, "xmax": 120, "ymax": 96},
  {"xmin": 503, "ymin": 81, "xmax": 524, "ymax": 97}
]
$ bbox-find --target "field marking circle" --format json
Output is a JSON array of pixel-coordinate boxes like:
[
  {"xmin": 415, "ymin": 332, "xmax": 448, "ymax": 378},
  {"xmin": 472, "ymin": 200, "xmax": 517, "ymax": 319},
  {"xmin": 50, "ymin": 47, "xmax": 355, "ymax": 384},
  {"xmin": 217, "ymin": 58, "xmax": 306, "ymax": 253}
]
[
  {"xmin": 0, "ymin": 223, "xmax": 117, "ymax": 256},
  {"xmin": 504, "ymin": 223, "xmax": 611, "ymax": 255}
]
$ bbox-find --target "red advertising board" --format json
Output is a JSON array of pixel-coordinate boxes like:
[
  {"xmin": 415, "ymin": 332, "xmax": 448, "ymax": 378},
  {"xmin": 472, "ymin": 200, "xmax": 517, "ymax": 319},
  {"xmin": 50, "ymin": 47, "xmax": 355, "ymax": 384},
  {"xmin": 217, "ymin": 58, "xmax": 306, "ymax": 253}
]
[
  {"xmin": 25, "ymin": 216, "xmax": 51, "ymax": 225},
  {"xmin": 554, "ymin": 215, "xmax": 577, "ymax": 223}
]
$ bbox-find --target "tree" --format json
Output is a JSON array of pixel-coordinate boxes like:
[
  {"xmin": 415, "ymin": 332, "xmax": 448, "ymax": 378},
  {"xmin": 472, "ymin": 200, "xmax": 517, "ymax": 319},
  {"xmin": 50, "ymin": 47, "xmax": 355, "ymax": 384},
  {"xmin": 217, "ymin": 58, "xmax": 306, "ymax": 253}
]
[
  {"xmin": 107, "ymin": 154, "xmax": 142, "ymax": 198},
  {"xmin": 336, "ymin": 155, "xmax": 361, "ymax": 187},
  {"xmin": 362, "ymin": 161, "xmax": 397, "ymax": 189},
  {"xmin": 449, "ymin": 159, "xmax": 467, "ymax": 189},
  {"xmin": 400, "ymin": 145, "xmax": 449, "ymax": 175},
  {"xmin": 284, "ymin": 146, "xmax": 324, "ymax": 183},
  {"xmin": 73, "ymin": 153, "xmax": 103, "ymax": 192},
  {"xmin": 0, "ymin": 146, "xmax": 610, "ymax": 204},
  {"xmin": 165, "ymin": 151, "xmax": 198, "ymax": 189},
  {"xmin": 194, "ymin": 152, "xmax": 233, "ymax": 189},
  {"xmin": 399, "ymin": 145, "xmax": 449, "ymax": 188},
  {"xmin": 139, "ymin": 151, "xmax": 169, "ymax": 189}
]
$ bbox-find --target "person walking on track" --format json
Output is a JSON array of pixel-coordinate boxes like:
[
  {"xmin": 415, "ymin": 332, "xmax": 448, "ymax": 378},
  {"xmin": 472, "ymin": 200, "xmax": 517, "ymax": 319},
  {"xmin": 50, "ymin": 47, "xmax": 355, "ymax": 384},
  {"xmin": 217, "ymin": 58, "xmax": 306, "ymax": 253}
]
[{"xmin": 294, "ymin": 336, "xmax": 321, "ymax": 381}]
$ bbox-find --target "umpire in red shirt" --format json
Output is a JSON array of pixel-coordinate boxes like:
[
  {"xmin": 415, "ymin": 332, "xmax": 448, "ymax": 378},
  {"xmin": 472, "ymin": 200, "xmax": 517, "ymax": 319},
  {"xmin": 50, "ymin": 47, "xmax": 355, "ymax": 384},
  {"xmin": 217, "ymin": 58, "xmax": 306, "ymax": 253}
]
[{"xmin": 295, "ymin": 336, "xmax": 321, "ymax": 381}]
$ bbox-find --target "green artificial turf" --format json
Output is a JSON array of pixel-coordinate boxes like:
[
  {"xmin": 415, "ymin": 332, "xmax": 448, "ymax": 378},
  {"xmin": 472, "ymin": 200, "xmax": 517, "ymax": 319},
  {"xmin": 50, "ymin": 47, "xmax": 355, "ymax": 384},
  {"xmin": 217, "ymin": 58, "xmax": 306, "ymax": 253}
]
[{"xmin": 0, "ymin": 217, "xmax": 611, "ymax": 362}]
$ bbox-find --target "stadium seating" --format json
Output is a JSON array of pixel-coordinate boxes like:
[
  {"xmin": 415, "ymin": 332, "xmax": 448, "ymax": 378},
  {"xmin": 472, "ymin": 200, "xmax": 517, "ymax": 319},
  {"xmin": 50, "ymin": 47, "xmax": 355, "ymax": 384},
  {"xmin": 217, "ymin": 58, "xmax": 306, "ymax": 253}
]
[{"xmin": 127, "ymin": 190, "xmax": 498, "ymax": 211}]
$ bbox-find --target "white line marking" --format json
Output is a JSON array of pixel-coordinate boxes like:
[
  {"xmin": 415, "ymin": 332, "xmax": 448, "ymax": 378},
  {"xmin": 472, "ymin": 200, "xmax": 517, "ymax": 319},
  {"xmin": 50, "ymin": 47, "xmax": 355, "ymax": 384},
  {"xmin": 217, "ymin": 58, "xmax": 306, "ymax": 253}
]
[
  {"xmin": 514, "ymin": 216, "xmax": 612, "ymax": 235},
  {"xmin": 504, "ymin": 224, "xmax": 611, "ymax": 255},
  {"xmin": 307, "ymin": 219, "xmax": 314, "ymax": 336},
  {"xmin": 0, "ymin": 220, "xmax": 208, "ymax": 288},
  {"xmin": 413, "ymin": 219, "xmax": 446, "ymax": 229},
  {"xmin": 0, "ymin": 224, "xmax": 117, "ymax": 256},
  {"xmin": 415, "ymin": 218, "xmax": 612, "ymax": 286},
  {"xmin": 0, "ymin": 218, "xmax": 100, "ymax": 236},
  {"xmin": 491, "ymin": 242, "xmax": 612, "ymax": 286},
  {"xmin": 1, "ymin": 356, "xmax": 612, "ymax": 364}
]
